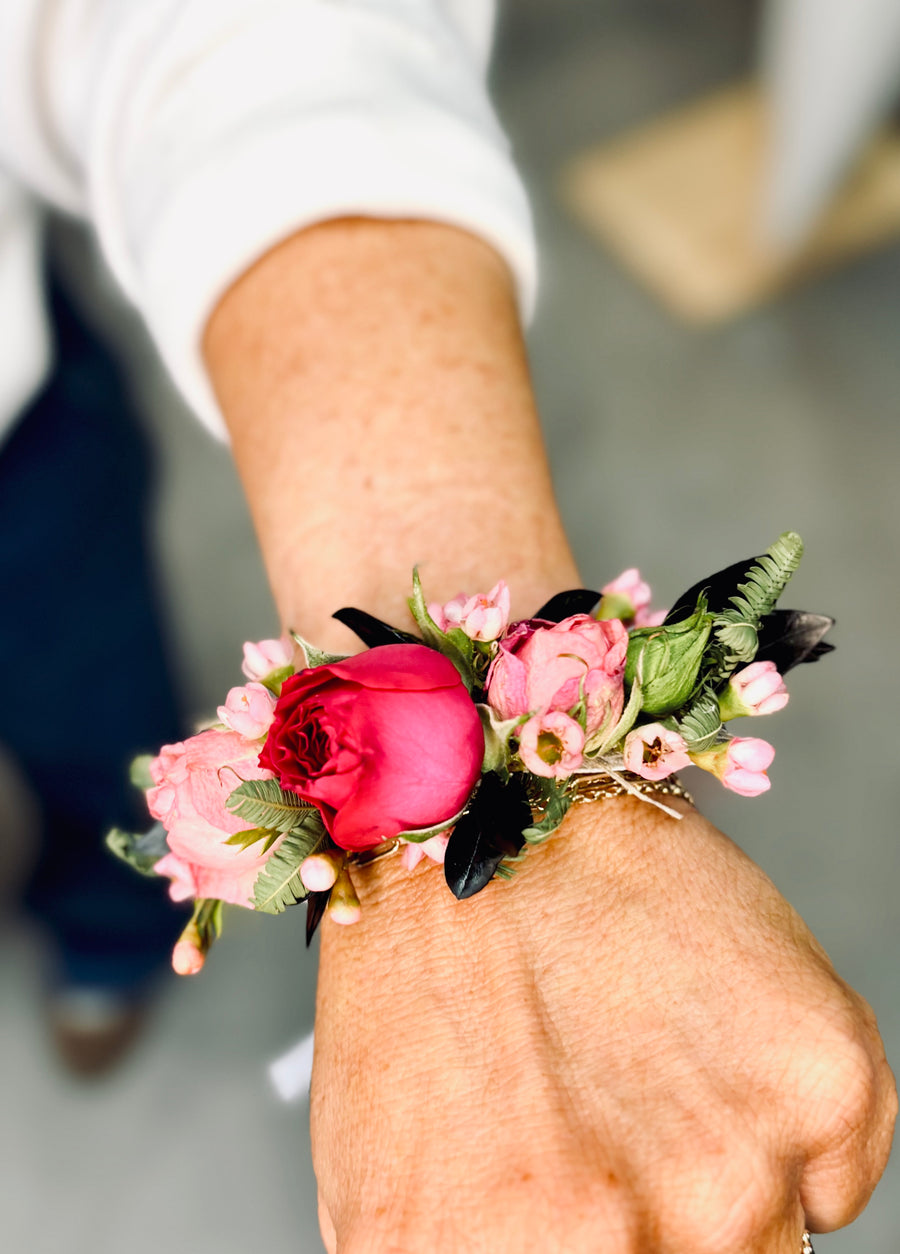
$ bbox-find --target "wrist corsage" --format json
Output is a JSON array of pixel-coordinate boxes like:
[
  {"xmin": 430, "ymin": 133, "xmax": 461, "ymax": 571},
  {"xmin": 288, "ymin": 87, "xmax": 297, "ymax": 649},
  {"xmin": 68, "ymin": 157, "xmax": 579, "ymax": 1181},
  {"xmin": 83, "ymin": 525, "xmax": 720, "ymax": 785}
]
[{"xmin": 108, "ymin": 531, "xmax": 832, "ymax": 974}]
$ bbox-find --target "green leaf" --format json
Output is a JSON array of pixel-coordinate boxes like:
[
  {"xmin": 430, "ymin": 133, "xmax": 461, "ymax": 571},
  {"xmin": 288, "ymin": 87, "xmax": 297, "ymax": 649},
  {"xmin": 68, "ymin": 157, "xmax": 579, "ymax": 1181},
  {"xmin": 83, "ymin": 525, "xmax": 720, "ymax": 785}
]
[
  {"xmin": 584, "ymin": 674, "xmax": 644, "ymax": 757},
  {"xmin": 260, "ymin": 664, "xmax": 294, "ymax": 695},
  {"xmin": 251, "ymin": 814, "xmax": 327, "ymax": 915},
  {"xmin": 521, "ymin": 778, "xmax": 572, "ymax": 844},
  {"xmin": 129, "ymin": 754, "xmax": 155, "ymax": 792},
  {"xmin": 399, "ymin": 804, "xmax": 468, "ymax": 843},
  {"xmin": 676, "ymin": 685, "xmax": 722, "ymax": 751},
  {"xmin": 225, "ymin": 778, "xmax": 314, "ymax": 833},
  {"xmin": 223, "ymin": 826, "xmax": 280, "ymax": 853},
  {"xmin": 106, "ymin": 823, "xmax": 169, "ymax": 876},
  {"xmin": 289, "ymin": 630, "xmax": 348, "ymax": 670},
  {"xmin": 476, "ymin": 703, "xmax": 521, "ymax": 775},
  {"xmin": 407, "ymin": 568, "xmax": 476, "ymax": 691}
]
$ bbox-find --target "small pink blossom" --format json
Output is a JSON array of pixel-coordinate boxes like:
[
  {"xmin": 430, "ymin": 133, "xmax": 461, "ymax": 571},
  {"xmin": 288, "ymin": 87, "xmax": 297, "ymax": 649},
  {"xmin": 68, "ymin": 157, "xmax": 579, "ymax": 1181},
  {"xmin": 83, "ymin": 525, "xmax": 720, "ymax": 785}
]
[
  {"xmin": 217, "ymin": 682, "xmax": 277, "ymax": 739},
  {"xmin": 241, "ymin": 636, "xmax": 293, "ymax": 682},
  {"xmin": 487, "ymin": 614, "xmax": 627, "ymax": 738},
  {"xmin": 633, "ymin": 606, "xmax": 668, "ymax": 628},
  {"xmin": 723, "ymin": 661, "xmax": 789, "ymax": 718},
  {"xmin": 428, "ymin": 581, "xmax": 511, "ymax": 642},
  {"xmin": 171, "ymin": 924, "xmax": 206, "ymax": 976},
  {"xmin": 622, "ymin": 723, "xmax": 691, "ymax": 781},
  {"xmin": 600, "ymin": 569, "xmax": 666, "ymax": 626},
  {"xmin": 400, "ymin": 832, "xmax": 451, "ymax": 871},
  {"xmin": 517, "ymin": 710, "xmax": 585, "ymax": 779},
  {"xmin": 327, "ymin": 865, "xmax": 361, "ymax": 925},
  {"xmin": 690, "ymin": 737, "xmax": 775, "ymax": 796},
  {"xmin": 300, "ymin": 850, "xmax": 343, "ymax": 893}
]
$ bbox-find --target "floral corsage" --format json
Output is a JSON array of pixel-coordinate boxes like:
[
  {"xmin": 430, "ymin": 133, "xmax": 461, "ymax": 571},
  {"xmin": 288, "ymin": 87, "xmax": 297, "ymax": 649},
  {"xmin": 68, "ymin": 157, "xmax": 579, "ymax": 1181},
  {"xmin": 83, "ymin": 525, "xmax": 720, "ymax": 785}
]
[{"xmin": 109, "ymin": 532, "xmax": 832, "ymax": 973}]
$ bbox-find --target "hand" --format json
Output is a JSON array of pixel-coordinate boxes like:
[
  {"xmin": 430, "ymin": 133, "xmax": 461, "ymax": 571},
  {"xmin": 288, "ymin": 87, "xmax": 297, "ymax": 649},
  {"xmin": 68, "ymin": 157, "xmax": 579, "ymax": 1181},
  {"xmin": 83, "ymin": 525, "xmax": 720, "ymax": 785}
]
[{"xmin": 311, "ymin": 798, "xmax": 896, "ymax": 1253}]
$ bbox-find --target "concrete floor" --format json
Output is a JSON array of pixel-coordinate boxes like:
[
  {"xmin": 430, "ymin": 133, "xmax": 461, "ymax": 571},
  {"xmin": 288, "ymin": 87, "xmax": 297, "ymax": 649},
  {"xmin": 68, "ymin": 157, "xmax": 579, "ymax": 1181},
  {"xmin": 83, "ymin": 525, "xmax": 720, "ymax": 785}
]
[{"xmin": 2, "ymin": 2, "xmax": 899, "ymax": 1251}]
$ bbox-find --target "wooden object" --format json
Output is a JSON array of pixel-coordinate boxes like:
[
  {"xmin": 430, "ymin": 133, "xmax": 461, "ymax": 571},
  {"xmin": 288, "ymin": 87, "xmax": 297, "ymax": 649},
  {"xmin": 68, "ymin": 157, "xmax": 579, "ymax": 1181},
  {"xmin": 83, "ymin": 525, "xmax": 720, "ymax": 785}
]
[{"xmin": 560, "ymin": 83, "xmax": 900, "ymax": 321}]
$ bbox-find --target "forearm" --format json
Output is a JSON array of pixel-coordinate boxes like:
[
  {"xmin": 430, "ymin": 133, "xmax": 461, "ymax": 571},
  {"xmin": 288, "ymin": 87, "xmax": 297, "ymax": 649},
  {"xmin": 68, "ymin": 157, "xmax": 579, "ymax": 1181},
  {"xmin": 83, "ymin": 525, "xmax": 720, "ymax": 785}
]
[{"xmin": 203, "ymin": 218, "xmax": 578, "ymax": 648}]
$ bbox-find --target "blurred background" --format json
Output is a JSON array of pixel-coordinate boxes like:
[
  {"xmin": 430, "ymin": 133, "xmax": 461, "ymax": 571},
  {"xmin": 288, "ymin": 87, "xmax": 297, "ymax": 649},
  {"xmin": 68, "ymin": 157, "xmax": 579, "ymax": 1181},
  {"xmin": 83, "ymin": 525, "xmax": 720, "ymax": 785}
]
[{"xmin": 2, "ymin": 1, "xmax": 899, "ymax": 1250}]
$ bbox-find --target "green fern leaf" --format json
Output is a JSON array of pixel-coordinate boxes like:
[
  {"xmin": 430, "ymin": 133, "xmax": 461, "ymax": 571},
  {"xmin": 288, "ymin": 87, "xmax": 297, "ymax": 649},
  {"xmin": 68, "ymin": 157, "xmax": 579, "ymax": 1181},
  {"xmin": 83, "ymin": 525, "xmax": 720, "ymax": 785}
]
[
  {"xmin": 251, "ymin": 813, "xmax": 327, "ymax": 915},
  {"xmin": 226, "ymin": 779, "xmax": 314, "ymax": 833}
]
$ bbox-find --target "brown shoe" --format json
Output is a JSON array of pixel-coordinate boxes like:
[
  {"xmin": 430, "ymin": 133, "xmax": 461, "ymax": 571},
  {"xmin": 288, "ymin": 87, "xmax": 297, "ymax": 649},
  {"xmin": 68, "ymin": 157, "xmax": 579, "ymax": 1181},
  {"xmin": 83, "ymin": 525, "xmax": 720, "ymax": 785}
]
[{"xmin": 47, "ymin": 988, "xmax": 148, "ymax": 1078}]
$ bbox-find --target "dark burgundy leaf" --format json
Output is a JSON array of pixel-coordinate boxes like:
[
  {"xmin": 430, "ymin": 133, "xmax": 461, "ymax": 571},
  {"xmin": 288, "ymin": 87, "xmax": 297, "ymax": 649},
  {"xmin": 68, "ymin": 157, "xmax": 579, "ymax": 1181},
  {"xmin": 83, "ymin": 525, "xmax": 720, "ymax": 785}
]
[
  {"xmin": 305, "ymin": 889, "xmax": 331, "ymax": 947},
  {"xmin": 444, "ymin": 773, "xmax": 531, "ymax": 900},
  {"xmin": 755, "ymin": 610, "xmax": 835, "ymax": 673},
  {"xmin": 534, "ymin": 589, "xmax": 601, "ymax": 622},
  {"xmin": 332, "ymin": 607, "xmax": 419, "ymax": 648}
]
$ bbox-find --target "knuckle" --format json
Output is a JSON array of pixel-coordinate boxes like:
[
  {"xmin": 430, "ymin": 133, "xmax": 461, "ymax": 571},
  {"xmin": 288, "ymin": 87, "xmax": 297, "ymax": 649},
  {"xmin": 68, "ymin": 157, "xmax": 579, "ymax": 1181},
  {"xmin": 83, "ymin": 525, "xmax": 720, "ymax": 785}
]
[
  {"xmin": 801, "ymin": 1029, "xmax": 882, "ymax": 1153},
  {"xmin": 659, "ymin": 1153, "xmax": 785, "ymax": 1254}
]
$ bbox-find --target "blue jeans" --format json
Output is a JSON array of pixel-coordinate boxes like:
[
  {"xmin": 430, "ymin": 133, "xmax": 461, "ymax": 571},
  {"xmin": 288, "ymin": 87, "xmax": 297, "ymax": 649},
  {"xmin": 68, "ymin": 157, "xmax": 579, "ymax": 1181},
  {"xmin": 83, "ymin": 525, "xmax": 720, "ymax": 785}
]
[{"xmin": 0, "ymin": 266, "xmax": 188, "ymax": 990}]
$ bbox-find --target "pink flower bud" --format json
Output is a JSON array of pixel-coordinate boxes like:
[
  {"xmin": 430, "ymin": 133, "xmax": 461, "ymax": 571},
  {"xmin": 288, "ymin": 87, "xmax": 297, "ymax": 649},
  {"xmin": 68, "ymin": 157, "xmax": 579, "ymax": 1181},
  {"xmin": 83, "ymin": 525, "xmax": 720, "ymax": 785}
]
[
  {"xmin": 327, "ymin": 865, "xmax": 361, "ymax": 925},
  {"xmin": 720, "ymin": 661, "xmax": 789, "ymax": 720},
  {"xmin": 241, "ymin": 636, "xmax": 293, "ymax": 682},
  {"xmin": 622, "ymin": 723, "xmax": 691, "ymax": 781},
  {"xmin": 171, "ymin": 921, "xmax": 206, "ymax": 976},
  {"xmin": 300, "ymin": 850, "xmax": 343, "ymax": 893},
  {"xmin": 602, "ymin": 568, "xmax": 652, "ymax": 617},
  {"xmin": 217, "ymin": 682, "xmax": 277, "ymax": 740},
  {"xmin": 429, "ymin": 581, "xmax": 511, "ymax": 643},
  {"xmin": 690, "ymin": 737, "xmax": 775, "ymax": 796},
  {"xmin": 400, "ymin": 832, "xmax": 451, "ymax": 871},
  {"xmin": 517, "ymin": 710, "xmax": 585, "ymax": 779}
]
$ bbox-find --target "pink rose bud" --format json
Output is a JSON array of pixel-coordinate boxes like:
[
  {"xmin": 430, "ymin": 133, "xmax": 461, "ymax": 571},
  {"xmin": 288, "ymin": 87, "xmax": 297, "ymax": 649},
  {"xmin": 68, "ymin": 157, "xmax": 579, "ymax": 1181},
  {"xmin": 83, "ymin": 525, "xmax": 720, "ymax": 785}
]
[
  {"xmin": 429, "ymin": 581, "xmax": 511, "ymax": 642},
  {"xmin": 517, "ymin": 710, "xmax": 585, "ymax": 779},
  {"xmin": 690, "ymin": 737, "xmax": 775, "ymax": 796},
  {"xmin": 599, "ymin": 568, "xmax": 652, "ymax": 621},
  {"xmin": 327, "ymin": 864, "xmax": 361, "ymax": 926},
  {"xmin": 300, "ymin": 850, "xmax": 344, "ymax": 893},
  {"xmin": 171, "ymin": 920, "xmax": 206, "ymax": 976},
  {"xmin": 241, "ymin": 636, "xmax": 293, "ymax": 682},
  {"xmin": 622, "ymin": 723, "xmax": 691, "ymax": 781},
  {"xmin": 719, "ymin": 661, "xmax": 789, "ymax": 720},
  {"xmin": 217, "ymin": 682, "xmax": 277, "ymax": 740}
]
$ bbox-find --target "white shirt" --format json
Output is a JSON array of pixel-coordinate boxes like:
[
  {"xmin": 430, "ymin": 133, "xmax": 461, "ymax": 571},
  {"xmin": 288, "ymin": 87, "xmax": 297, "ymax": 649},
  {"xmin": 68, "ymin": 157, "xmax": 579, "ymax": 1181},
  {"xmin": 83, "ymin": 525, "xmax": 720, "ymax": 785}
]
[{"xmin": 0, "ymin": 0, "xmax": 535, "ymax": 442}]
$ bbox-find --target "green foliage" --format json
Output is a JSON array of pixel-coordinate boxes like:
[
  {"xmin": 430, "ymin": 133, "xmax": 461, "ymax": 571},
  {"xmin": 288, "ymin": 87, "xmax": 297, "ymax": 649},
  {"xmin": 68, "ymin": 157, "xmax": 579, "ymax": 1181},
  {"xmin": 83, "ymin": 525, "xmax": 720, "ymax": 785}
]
[
  {"xmin": 289, "ymin": 630, "xmax": 348, "ymax": 670},
  {"xmin": 585, "ymin": 675, "xmax": 644, "ymax": 757},
  {"xmin": 521, "ymin": 778, "xmax": 572, "ymax": 844},
  {"xmin": 676, "ymin": 685, "xmax": 722, "ymax": 751},
  {"xmin": 129, "ymin": 754, "xmax": 155, "ymax": 791},
  {"xmin": 106, "ymin": 823, "xmax": 169, "ymax": 876},
  {"xmin": 225, "ymin": 778, "xmax": 314, "ymax": 833},
  {"xmin": 624, "ymin": 602, "xmax": 713, "ymax": 716},
  {"xmin": 407, "ymin": 567, "xmax": 476, "ymax": 691},
  {"xmin": 399, "ymin": 806, "xmax": 467, "ymax": 843},
  {"xmin": 223, "ymin": 826, "xmax": 281, "ymax": 853},
  {"xmin": 251, "ymin": 814, "xmax": 327, "ymax": 915},
  {"xmin": 706, "ymin": 532, "xmax": 804, "ymax": 683}
]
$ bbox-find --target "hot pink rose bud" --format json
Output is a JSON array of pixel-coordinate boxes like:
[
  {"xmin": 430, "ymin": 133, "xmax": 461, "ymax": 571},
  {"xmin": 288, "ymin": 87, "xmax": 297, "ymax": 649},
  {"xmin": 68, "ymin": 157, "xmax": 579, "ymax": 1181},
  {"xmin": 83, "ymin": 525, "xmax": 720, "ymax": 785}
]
[
  {"xmin": 241, "ymin": 636, "xmax": 293, "ymax": 682},
  {"xmin": 299, "ymin": 849, "xmax": 344, "ymax": 893},
  {"xmin": 718, "ymin": 661, "xmax": 789, "ymax": 720},
  {"xmin": 690, "ymin": 737, "xmax": 775, "ymax": 796},
  {"xmin": 327, "ymin": 864, "xmax": 361, "ymax": 925},
  {"xmin": 217, "ymin": 682, "xmax": 277, "ymax": 740},
  {"xmin": 171, "ymin": 919, "xmax": 206, "ymax": 976},
  {"xmin": 517, "ymin": 711, "xmax": 585, "ymax": 779},
  {"xmin": 429, "ymin": 581, "xmax": 511, "ymax": 642},
  {"xmin": 622, "ymin": 723, "xmax": 691, "ymax": 781}
]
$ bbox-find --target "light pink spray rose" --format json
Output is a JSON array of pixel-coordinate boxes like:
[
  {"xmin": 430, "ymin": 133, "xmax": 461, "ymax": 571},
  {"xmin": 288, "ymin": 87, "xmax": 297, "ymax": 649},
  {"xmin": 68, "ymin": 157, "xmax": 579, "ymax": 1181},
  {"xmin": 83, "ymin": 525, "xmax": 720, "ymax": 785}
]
[
  {"xmin": 487, "ymin": 614, "xmax": 628, "ymax": 737},
  {"xmin": 623, "ymin": 723, "xmax": 691, "ymax": 781},
  {"xmin": 719, "ymin": 660, "xmax": 789, "ymax": 720},
  {"xmin": 600, "ymin": 569, "xmax": 666, "ymax": 627},
  {"xmin": 517, "ymin": 710, "xmax": 585, "ymax": 779},
  {"xmin": 148, "ymin": 729, "xmax": 281, "ymax": 907},
  {"xmin": 217, "ymin": 682, "xmax": 277, "ymax": 739},
  {"xmin": 241, "ymin": 636, "xmax": 293, "ymax": 682},
  {"xmin": 428, "ymin": 580, "xmax": 511, "ymax": 643},
  {"xmin": 690, "ymin": 736, "xmax": 775, "ymax": 796}
]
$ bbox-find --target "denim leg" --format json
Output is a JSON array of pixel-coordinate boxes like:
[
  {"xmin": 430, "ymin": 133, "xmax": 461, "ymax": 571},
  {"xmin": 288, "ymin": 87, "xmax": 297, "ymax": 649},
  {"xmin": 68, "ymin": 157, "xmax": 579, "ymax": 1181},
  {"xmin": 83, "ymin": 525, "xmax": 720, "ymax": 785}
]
[{"xmin": 0, "ymin": 268, "xmax": 188, "ymax": 990}]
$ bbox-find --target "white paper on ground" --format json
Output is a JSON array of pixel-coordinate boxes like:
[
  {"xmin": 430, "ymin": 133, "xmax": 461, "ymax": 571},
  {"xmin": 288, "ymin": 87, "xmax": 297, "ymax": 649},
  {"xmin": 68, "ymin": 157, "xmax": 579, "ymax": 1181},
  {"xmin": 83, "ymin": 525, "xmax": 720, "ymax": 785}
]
[{"xmin": 269, "ymin": 1030, "xmax": 315, "ymax": 1102}]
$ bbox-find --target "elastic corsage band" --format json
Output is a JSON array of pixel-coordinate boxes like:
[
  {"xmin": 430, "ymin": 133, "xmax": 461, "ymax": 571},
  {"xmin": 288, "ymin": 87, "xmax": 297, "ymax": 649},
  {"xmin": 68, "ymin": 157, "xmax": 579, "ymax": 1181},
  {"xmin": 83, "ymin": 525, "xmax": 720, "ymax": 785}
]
[{"xmin": 108, "ymin": 531, "xmax": 833, "ymax": 974}]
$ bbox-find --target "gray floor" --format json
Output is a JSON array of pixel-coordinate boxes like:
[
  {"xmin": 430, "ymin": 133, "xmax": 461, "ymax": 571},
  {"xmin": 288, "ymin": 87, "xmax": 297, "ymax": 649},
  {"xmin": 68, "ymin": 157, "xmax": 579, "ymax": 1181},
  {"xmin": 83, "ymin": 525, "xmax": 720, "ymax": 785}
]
[{"xmin": 2, "ymin": 2, "xmax": 899, "ymax": 1250}]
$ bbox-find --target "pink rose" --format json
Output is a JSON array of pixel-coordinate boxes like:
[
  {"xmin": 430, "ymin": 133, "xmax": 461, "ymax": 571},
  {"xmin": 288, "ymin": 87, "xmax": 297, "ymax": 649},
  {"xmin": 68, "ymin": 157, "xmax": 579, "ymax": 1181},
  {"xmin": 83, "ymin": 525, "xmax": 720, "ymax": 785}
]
[
  {"xmin": 258, "ymin": 644, "xmax": 483, "ymax": 852},
  {"xmin": 690, "ymin": 737, "xmax": 775, "ymax": 797},
  {"xmin": 428, "ymin": 580, "xmax": 511, "ymax": 643},
  {"xmin": 241, "ymin": 636, "xmax": 293, "ymax": 682},
  {"xmin": 486, "ymin": 614, "xmax": 627, "ymax": 737},
  {"xmin": 622, "ymin": 723, "xmax": 691, "ymax": 781},
  {"xmin": 148, "ymin": 728, "xmax": 280, "ymax": 907},
  {"xmin": 517, "ymin": 711, "xmax": 584, "ymax": 779},
  {"xmin": 217, "ymin": 682, "xmax": 277, "ymax": 739}
]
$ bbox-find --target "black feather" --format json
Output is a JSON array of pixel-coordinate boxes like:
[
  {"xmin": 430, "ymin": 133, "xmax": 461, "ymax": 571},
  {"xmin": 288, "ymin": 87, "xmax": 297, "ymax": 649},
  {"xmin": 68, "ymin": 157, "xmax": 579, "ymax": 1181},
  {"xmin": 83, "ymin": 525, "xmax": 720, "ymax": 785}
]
[
  {"xmin": 533, "ymin": 589, "xmax": 601, "ymax": 622},
  {"xmin": 332, "ymin": 607, "xmax": 420, "ymax": 648},
  {"xmin": 305, "ymin": 889, "xmax": 331, "ymax": 946},
  {"xmin": 444, "ymin": 773, "xmax": 531, "ymax": 900}
]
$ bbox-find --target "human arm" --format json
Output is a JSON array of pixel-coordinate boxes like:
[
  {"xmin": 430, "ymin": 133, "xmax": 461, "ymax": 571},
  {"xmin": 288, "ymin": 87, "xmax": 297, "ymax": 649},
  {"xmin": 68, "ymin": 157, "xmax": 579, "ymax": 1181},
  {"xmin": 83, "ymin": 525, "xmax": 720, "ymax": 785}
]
[{"xmin": 203, "ymin": 217, "xmax": 896, "ymax": 1252}]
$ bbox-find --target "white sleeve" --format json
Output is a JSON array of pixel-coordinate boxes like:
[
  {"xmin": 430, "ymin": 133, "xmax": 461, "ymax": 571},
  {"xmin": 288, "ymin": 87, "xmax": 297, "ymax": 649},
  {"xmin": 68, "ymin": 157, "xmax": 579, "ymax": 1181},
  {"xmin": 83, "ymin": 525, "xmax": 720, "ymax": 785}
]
[{"xmin": 0, "ymin": 0, "xmax": 535, "ymax": 437}]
